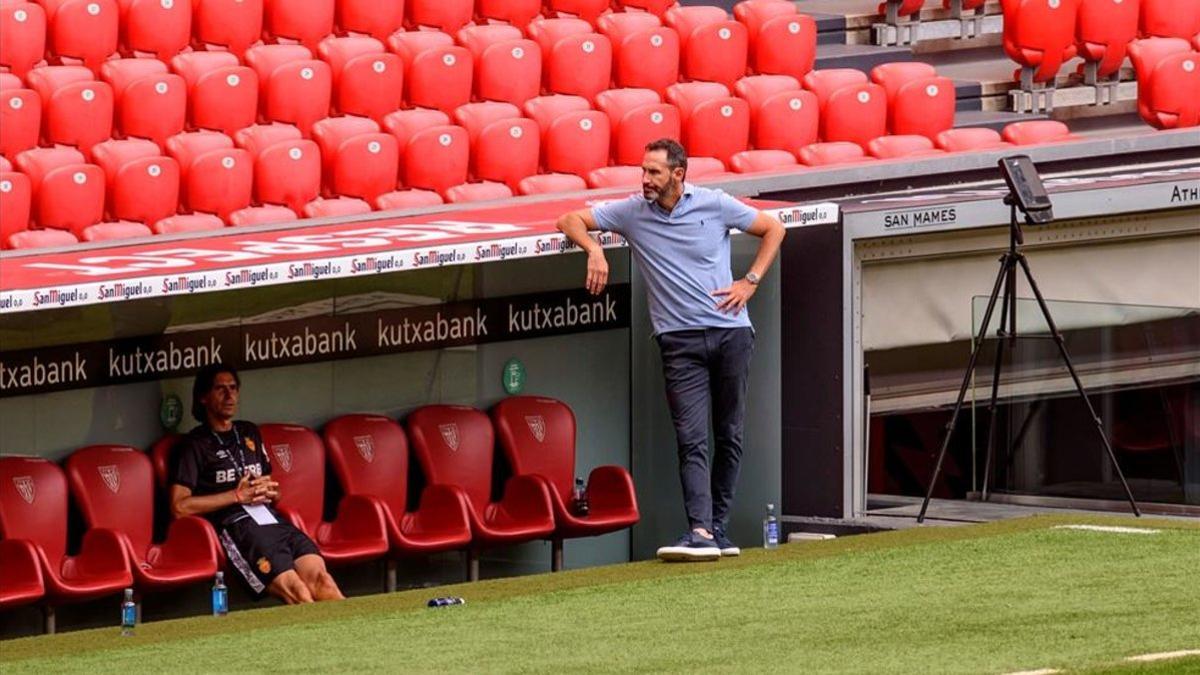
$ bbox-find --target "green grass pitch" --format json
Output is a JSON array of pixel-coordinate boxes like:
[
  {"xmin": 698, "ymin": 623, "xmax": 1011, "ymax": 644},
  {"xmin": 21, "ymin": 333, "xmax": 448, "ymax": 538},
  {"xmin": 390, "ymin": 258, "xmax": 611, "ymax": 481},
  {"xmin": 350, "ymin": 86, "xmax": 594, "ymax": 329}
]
[{"xmin": 3, "ymin": 514, "xmax": 1198, "ymax": 674}]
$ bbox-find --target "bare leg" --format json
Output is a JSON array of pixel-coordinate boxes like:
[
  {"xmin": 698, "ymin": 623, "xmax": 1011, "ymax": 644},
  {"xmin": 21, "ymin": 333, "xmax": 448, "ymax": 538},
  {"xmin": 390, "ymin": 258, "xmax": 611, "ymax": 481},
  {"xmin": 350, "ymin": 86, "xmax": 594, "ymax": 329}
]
[
  {"xmin": 294, "ymin": 554, "xmax": 345, "ymax": 601},
  {"xmin": 268, "ymin": 570, "xmax": 315, "ymax": 605}
]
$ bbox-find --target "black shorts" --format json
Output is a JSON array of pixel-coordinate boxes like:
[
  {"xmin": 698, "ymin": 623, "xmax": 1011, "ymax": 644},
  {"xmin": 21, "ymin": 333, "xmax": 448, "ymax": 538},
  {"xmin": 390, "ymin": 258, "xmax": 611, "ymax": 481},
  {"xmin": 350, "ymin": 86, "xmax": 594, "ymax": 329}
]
[{"xmin": 218, "ymin": 518, "xmax": 320, "ymax": 597}]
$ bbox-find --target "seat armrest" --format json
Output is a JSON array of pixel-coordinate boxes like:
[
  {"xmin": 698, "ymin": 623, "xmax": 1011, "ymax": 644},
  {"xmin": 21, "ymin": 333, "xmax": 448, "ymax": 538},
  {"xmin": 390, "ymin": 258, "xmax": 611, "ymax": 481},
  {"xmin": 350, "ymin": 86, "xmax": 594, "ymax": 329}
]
[
  {"xmin": 499, "ymin": 474, "xmax": 554, "ymax": 521},
  {"xmin": 0, "ymin": 539, "xmax": 44, "ymax": 587},
  {"xmin": 158, "ymin": 515, "xmax": 221, "ymax": 569},
  {"xmin": 323, "ymin": 494, "xmax": 388, "ymax": 545},
  {"xmin": 587, "ymin": 465, "xmax": 639, "ymax": 513},
  {"xmin": 411, "ymin": 483, "xmax": 473, "ymax": 533},
  {"xmin": 75, "ymin": 528, "xmax": 133, "ymax": 578}
]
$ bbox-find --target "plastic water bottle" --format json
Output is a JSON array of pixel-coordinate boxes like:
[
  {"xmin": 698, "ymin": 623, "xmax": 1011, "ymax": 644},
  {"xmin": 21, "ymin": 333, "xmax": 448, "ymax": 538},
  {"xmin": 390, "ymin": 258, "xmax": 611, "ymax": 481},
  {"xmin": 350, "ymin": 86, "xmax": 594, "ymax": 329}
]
[
  {"xmin": 572, "ymin": 477, "xmax": 589, "ymax": 516},
  {"xmin": 763, "ymin": 503, "xmax": 779, "ymax": 549},
  {"xmin": 212, "ymin": 571, "xmax": 228, "ymax": 616},
  {"xmin": 120, "ymin": 588, "xmax": 136, "ymax": 636}
]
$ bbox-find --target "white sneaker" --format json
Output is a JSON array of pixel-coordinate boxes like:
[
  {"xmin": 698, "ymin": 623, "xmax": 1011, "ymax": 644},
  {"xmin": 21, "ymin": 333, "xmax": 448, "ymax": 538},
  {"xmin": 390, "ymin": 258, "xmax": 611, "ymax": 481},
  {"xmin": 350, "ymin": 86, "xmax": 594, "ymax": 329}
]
[
  {"xmin": 656, "ymin": 532, "xmax": 721, "ymax": 562},
  {"xmin": 713, "ymin": 528, "xmax": 741, "ymax": 557}
]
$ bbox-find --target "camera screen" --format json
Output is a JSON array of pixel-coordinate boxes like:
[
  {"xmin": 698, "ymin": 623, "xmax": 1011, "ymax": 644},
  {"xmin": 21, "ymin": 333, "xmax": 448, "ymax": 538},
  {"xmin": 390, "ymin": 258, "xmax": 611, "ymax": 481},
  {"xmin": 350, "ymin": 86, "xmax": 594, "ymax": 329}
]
[{"xmin": 1000, "ymin": 156, "xmax": 1052, "ymax": 212}]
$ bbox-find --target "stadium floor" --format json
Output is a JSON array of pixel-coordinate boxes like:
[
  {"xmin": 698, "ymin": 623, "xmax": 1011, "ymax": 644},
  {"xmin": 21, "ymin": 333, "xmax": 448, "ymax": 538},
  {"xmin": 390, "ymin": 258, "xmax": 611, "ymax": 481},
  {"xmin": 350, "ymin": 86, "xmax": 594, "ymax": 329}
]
[{"xmin": 2, "ymin": 514, "xmax": 1197, "ymax": 674}]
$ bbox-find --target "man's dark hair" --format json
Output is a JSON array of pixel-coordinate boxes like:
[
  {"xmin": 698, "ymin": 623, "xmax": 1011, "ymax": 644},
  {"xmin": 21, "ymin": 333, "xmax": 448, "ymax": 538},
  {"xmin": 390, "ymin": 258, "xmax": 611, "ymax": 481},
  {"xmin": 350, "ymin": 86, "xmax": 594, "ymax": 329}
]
[
  {"xmin": 645, "ymin": 138, "xmax": 688, "ymax": 174},
  {"xmin": 191, "ymin": 363, "xmax": 240, "ymax": 423}
]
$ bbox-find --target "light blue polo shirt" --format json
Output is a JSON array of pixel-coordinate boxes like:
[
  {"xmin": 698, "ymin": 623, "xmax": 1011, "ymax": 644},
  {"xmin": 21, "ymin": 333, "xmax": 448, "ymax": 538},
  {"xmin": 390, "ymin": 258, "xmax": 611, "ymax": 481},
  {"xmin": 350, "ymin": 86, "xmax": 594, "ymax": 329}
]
[{"xmin": 592, "ymin": 183, "xmax": 758, "ymax": 336}]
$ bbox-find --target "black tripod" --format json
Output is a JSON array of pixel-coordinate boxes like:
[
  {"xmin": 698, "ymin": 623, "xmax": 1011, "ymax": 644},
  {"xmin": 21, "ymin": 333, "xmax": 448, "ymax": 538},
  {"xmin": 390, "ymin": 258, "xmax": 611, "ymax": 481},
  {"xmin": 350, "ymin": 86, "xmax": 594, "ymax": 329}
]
[{"xmin": 916, "ymin": 197, "xmax": 1142, "ymax": 523}]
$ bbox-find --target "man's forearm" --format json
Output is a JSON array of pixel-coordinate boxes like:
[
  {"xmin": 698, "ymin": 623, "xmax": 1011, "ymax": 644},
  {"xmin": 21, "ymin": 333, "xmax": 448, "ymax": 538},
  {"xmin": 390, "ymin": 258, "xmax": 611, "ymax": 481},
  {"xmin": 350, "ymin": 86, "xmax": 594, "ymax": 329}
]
[
  {"xmin": 173, "ymin": 490, "xmax": 238, "ymax": 518},
  {"xmin": 556, "ymin": 213, "xmax": 603, "ymax": 256},
  {"xmin": 746, "ymin": 224, "xmax": 785, "ymax": 280}
]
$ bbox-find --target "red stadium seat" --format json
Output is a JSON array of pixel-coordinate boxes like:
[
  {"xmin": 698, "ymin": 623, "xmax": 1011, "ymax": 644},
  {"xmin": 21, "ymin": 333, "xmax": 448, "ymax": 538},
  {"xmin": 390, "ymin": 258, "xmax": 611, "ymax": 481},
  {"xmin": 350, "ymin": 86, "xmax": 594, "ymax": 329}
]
[
  {"xmin": 752, "ymin": 14, "xmax": 817, "ymax": 81},
  {"xmin": 336, "ymin": 0, "xmax": 403, "ymax": 40},
  {"xmin": 302, "ymin": 196, "xmax": 372, "ymax": 217},
  {"xmin": 868, "ymin": 134, "xmax": 945, "ymax": 158},
  {"xmin": 407, "ymin": 405, "xmax": 556, "ymax": 577},
  {"xmin": 0, "ymin": 171, "xmax": 32, "ymax": 243},
  {"xmin": 100, "ymin": 59, "xmax": 186, "ymax": 147},
  {"xmin": 1, "ymin": 1, "xmax": 46, "ymax": 77},
  {"xmin": 245, "ymin": 44, "xmax": 333, "ymax": 136},
  {"xmin": 546, "ymin": 0, "xmax": 611, "ymax": 23},
  {"xmin": 1076, "ymin": 0, "xmax": 1139, "ymax": 81},
  {"xmin": 804, "ymin": 70, "xmax": 886, "ymax": 147},
  {"xmin": 469, "ymin": 117, "xmax": 540, "ymax": 190},
  {"xmin": 687, "ymin": 156, "xmax": 727, "ymax": 178},
  {"xmin": 445, "ymin": 181, "xmax": 514, "ymax": 203},
  {"xmin": 596, "ymin": 87, "xmax": 681, "ymax": 165},
  {"xmin": 936, "ymin": 127, "xmax": 1013, "ymax": 151},
  {"xmin": 90, "ymin": 138, "xmax": 179, "ymax": 225},
  {"xmin": 253, "ymin": 138, "xmax": 321, "ymax": 213},
  {"xmin": 263, "ymin": 0, "xmax": 334, "ymax": 51},
  {"xmin": 323, "ymin": 415, "xmax": 472, "ymax": 586},
  {"xmin": 171, "ymin": 51, "xmax": 258, "ymax": 135},
  {"xmin": 0, "ymin": 538, "xmax": 44, "ymax": 610},
  {"xmin": 166, "ymin": 130, "xmax": 253, "ymax": 219},
  {"xmin": 492, "ymin": 397, "xmax": 639, "ymax": 553},
  {"xmin": 458, "ymin": 26, "xmax": 542, "ymax": 106},
  {"xmin": 1140, "ymin": 0, "xmax": 1200, "ymax": 39},
  {"xmin": 618, "ymin": 0, "xmax": 677, "ymax": 16},
  {"xmin": 65, "ymin": 445, "xmax": 220, "ymax": 593},
  {"xmin": 870, "ymin": 63, "xmax": 954, "ymax": 139},
  {"xmin": 260, "ymin": 424, "xmax": 389, "ymax": 566},
  {"xmin": 0, "ymin": 82, "xmax": 41, "ymax": 160},
  {"xmin": 1001, "ymin": 119, "xmax": 1080, "ymax": 144},
  {"xmin": 799, "ymin": 141, "xmax": 870, "ymax": 166},
  {"xmin": 388, "ymin": 25, "xmax": 455, "ymax": 63},
  {"xmin": 396, "ymin": 42, "xmax": 472, "ymax": 113},
  {"xmin": 665, "ymin": 5, "xmax": 748, "ymax": 88},
  {"xmin": 1001, "ymin": 0, "xmax": 1081, "ymax": 84},
  {"xmin": 14, "ymin": 146, "xmax": 105, "ymax": 231},
  {"xmin": 523, "ymin": 94, "xmax": 591, "ymax": 135},
  {"xmin": 228, "ymin": 204, "xmax": 298, "ymax": 226},
  {"xmin": 587, "ymin": 164, "xmax": 643, "ymax": 187},
  {"xmin": 666, "ymin": 82, "xmax": 750, "ymax": 164},
  {"xmin": 374, "ymin": 189, "xmax": 444, "ymax": 210},
  {"xmin": 453, "ymin": 101, "xmax": 522, "ymax": 143},
  {"xmin": 0, "ymin": 457, "xmax": 132, "ymax": 621},
  {"xmin": 1128, "ymin": 38, "xmax": 1200, "ymax": 129},
  {"xmin": 408, "ymin": 0, "xmax": 473, "ymax": 33},
  {"xmin": 382, "ymin": 108, "xmax": 452, "ymax": 181},
  {"xmin": 48, "ymin": 0, "xmax": 120, "ymax": 73},
  {"xmin": 312, "ymin": 116, "xmax": 398, "ymax": 201},
  {"xmin": 153, "ymin": 213, "xmax": 225, "ymax": 234},
  {"xmin": 404, "ymin": 125, "xmax": 469, "ymax": 195},
  {"xmin": 598, "ymin": 12, "xmax": 681, "ymax": 95},
  {"xmin": 518, "ymin": 172, "xmax": 588, "ymax": 194},
  {"xmin": 734, "ymin": 0, "xmax": 796, "ymax": 42},
  {"xmin": 544, "ymin": 111, "xmax": 611, "ymax": 178},
  {"xmin": 318, "ymin": 36, "xmax": 403, "ymax": 123},
  {"xmin": 736, "ymin": 76, "xmax": 818, "ymax": 153},
  {"xmin": 235, "ymin": 122, "xmax": 304, "ymax": 158},
  {"xmin": 26, "ymin": 66, "xmax": 114, "ymax": 154},
  {"xmin": 803, "ymin": 68, "xmax": 868, "ymax": 108},
  {"xmin": 478, "ymin": 0, "xmax": 542, "ymax": 27},
  {"xmin": 79, "ymin": 220, "xmax": 153, "ymax": 241},
  {"xmin": 7, "ymin": 227, "xmax": 80, "ymax": 249},
  {"xmin": 117, "ymin": 0, "xmax": 192, "ymax": 59},
  {"xmin": 192, "ymin": 0, "xmax": 262, "ymax": 56},
  {"xmin": 730, "ymin": 148, "xmax": 799, "ymax": 172},
  {"xmin": 529, "ymin": 19, "xmax": 613, "ymax": 101}
]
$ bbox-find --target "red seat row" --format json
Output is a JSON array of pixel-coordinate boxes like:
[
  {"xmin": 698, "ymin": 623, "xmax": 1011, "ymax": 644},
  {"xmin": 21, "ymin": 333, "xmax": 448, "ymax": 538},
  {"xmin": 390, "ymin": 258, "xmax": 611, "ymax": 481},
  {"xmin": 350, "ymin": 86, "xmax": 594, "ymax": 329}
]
[
  {"xmin": 0, "ymin": 397, "xmax": 640, "ymax": 627},
  {"xmin": 1128, "ymin": 38, "xmax": 1200, "ymax": 128}
]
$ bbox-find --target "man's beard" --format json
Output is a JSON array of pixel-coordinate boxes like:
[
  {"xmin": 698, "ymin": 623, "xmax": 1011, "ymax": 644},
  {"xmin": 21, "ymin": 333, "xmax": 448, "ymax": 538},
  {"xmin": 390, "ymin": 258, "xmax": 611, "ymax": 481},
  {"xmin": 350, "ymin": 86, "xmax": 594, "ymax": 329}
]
[{"xmin": 644, "ymin": 177, "xmax": 678, "ymax": 202}]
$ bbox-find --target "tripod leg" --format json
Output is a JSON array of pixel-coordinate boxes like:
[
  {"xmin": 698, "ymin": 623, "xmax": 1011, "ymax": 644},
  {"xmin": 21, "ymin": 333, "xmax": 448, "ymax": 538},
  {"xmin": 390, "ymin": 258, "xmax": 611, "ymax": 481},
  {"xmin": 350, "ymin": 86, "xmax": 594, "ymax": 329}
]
[
  {"xmin": 917, "ymin": 255, "xmax": 1013, "ymax": 523},
  {"xmin": 981, "ymin": 264, "xmax": 1014, "ymax": 501},
  {"xmin": 1016, "ymin": 255, "xmax": 1142, "ymax": 517}
]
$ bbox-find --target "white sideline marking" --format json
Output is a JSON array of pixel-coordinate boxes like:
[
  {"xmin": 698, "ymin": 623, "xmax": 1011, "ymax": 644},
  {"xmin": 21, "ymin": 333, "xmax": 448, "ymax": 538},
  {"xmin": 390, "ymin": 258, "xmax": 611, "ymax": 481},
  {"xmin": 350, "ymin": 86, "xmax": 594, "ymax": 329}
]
[
  {"xmin": 1126, "ymin": 649, "xmax": 1200, "ymax": 662},
  {"xmin": 1004, "ymin": 669, "xmax": 1061, "ymax": 675},
  {"xmin": 1052, "ymin": 525, "xmax": 1161, "ymax": 535}
]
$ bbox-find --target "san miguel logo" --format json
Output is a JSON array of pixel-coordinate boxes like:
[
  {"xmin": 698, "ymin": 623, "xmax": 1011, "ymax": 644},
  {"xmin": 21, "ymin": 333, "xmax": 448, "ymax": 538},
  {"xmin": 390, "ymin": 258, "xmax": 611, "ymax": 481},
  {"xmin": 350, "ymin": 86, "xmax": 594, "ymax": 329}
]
[
  {"xmin": 12, "ymin": 476, "xmax": 35, "ymax": 504},
  {"xmin": 353, "ymin": 435, "xmax": 375, "ymax": 463},
  {"xmin": 438, "ymin": 423, "xmax": 460, "ymax": 452},
  {"xmin": 272, "ymin": 444, "xmax": 293, "ymax": 472},
  {"xmin": 525, "ymin": 415, "xmax": 546, "ymax": 443},
  {"xmin": 98, "ymin": 465, "xmax": 120, "ymax": 494}
]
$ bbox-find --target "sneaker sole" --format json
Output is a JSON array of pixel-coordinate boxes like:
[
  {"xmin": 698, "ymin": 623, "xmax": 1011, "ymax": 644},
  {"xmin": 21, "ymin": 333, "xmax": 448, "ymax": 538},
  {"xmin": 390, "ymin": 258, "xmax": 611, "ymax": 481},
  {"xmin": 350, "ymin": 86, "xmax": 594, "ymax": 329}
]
[
  {"xmin": 656, "ymin": 546, "xmax": 721, "ymax": 562},
  {"xmin": 719, "ymin": 547, "xmax": 741, "ymax": 557}
]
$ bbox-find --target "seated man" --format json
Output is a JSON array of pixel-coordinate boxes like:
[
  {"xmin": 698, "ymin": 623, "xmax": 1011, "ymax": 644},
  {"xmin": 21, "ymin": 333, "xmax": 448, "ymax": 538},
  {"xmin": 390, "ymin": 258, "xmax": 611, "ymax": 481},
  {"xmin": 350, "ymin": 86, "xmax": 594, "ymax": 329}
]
[{"xmin": 170, "ymin": 363, "xmax": 344, "ymax": 604}]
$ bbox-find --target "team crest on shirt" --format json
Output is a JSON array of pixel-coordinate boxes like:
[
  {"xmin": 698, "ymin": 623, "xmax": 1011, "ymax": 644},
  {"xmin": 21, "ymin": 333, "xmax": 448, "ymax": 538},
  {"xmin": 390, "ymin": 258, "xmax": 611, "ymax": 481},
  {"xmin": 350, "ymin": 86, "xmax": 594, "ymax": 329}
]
[
  {"xmin": 245, "ymin": 437, "xmax": 257, "ymax": 453},
  {"xmin": 98, "ymin": 465, "xmax": 121, "ymax": 494},
  {"xmin": 257, "ymin": 557, "xmax": 271, "ymax": 574},
  {"xmin": 525, "ymin": 415, "xmax": 546, "ymax": 443},
  {"xmin": 353, "ymin": 435, "xmax": 375, "ymax": 463},
  {"xmin": 438, "ymin": 423, "xmax": 460, "ymax": 452},
  {"xmin": 12, "ymin": 476, "xmax": 35, "ymax": 504},
  {"xmin": 272, "ymin": 444, "xmax": 293, "ymax": 472}
]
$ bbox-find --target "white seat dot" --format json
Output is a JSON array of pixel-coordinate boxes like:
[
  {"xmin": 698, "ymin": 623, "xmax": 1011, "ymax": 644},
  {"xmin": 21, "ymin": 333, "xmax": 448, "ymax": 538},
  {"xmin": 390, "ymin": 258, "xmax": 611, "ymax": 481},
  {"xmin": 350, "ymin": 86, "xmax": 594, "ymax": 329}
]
[
  {"xmin": 9, "ymin": 97, "xmax": 23, "ymax": 110},
  {"xmin": 300, "ymin": 67, "xmax": 314, "ymax": 80},
  {"xmin": 580, "ymin": 118, "xmax": 593, "ymax": 131},
  {"xmin": 439, "ymin": 133, "xmax": 452, "ymax": 146},
  {"xmin": 81, "ymin": 89, "xmax": 95, "ymax": 102},
  {"xmin": 718, "ymin": 27, "xmax": 731, "ymax": 40},
  {"xmin": 926, "ymin": 84, "xmax": 939, "ymax": 96},
  {"xmin": 650, "ymin": 34, "xmax": 663, "ymax": 47},
  {"xmin": 221, "ymin": 156, "xmax": 235, "ymax": 169},
  {"xmin": 788, "ymin": 21, "xmax": 800, "ymax": 34},
  {"xmin": 14, "ymin": 9, "xmax": 27, "ymax": 21},
  {"xmin": 443, "ymin": 54, "xmax": 456, "ymax": 66},
  {"xmin": 373, "ymin": 60, "xmax": 386, "ymax": 73},
  {"xmin": 367, "ymin": 140, "xmax": 381, "ymax": 153},
  {"xmin": 155, "ymin": 81, "xmax": 169, "ymax": 95},
  {"xmin": 288, "ymin": 147, "xmax": 303, "ymax": 160},
  {"xmin": 0, "ymin": 180, "xmax": 11, "ymax": 193},
  {"xmin": 73, "ymin": 172, "xmax": 87, "ymax": 184},
  {"xmin": 857, "ymin": 91, "xmax": 870, "ymax": 103},
  {"xmin": 147, "ymin": 164, "xmax": 162, "ymax": 177},
  {"xmin": 226, "ymin": 74, "xmax": 240, "ymax": 87},
  {"xmin": 87, "ymin": 3, "xmax": 100, "ymax": 15},
  {"xmin": 720, "ymin": 104, "xmax": 733, "ymax": 117},
  {"xmin": 789, "ymin": 98, "xmax": 803, "ymax": 110},
  {"xmin": 650, "ymin": 111, "xmax": 663, "ymax": 124}
]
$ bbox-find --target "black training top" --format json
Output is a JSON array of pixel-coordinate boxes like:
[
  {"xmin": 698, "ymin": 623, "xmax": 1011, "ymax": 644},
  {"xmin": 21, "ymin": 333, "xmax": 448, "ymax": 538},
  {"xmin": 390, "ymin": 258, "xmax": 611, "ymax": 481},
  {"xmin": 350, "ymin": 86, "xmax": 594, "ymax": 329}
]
[{"xmin": 171, "ymin": 420, "xmax": 275, "ymax": 527}]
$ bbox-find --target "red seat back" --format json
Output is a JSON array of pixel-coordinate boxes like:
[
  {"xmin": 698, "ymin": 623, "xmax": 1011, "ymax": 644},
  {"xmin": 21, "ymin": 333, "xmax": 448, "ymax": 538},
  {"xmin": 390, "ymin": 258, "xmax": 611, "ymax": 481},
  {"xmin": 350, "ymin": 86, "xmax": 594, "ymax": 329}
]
[
  {"xmin": 336, "ymin": 0, "xmax": 404, "ymax": 40},
  {"xmin": 1001, "ymin": 0, "xmax": 1081, "ymax": 83},
  {"xmin": 406, "ymin": 46, "xmax": 473, "ymax": 113},
  {"xmin": 0, "ymin": 88, "xmax": 41, "ymax": 160},
  {"xmin": 1076, "ymin": 0, "xmax": 1139, "ymax": 78},
  {"xmin": 407, "ymin": 405, "xmax": 495, "ymax": 513},
  {"xmin": 545, "ymin": 111, "xmax": 611, "ymax": 178},
  {"xmin": 122, "ymin": 0, "xmax": 192, "ymax": 59},
  {"xmin": 473, "ymin": 117, "xmax": 540, "ymax": 190},
  {"xmin": 65, "ymin": 446, "xmax": 154, "ymax": 553},
  {"xmin": 324, "ymin": 414, "xmax": 410, "ymax": 519},
  {"xmin": 752, "ymin": 14, "xmax": 816, "ymax": 81},
  {"xmin": 1, "ymin": 2, "xmax": 47, "ymax": 77},
  {"xmin": 492, "ymin": 396, "xmax": 577, "ymax": 503},
  {"xmin": 193, "ymin": 0, "xmax": 263, "ymax": 55},
  {"xmin": 260, "ymin": 424, "xmax": 325, "ymax": 535},
  {"xmin": 0, "ymin": 457, "xmax": 68, "ymax": 563},
  {"xmin": 0, "ymin": 172, "xmax": 32, "ymax": 242},
  {"xmin": 405, "ymin": 126, "xmax": 469, "ymax": 195},
  {"xmin": 254, "ymin": 139, "xmax": 321, "ymax": 213}
]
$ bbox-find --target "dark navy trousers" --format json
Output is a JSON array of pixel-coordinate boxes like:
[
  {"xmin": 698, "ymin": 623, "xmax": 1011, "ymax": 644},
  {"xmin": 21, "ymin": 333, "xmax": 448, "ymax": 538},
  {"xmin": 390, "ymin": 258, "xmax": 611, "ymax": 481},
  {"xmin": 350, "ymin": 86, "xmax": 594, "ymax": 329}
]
[{"xmin": 655, "ymin": 326, "xmax": 755, "ymax": 532}]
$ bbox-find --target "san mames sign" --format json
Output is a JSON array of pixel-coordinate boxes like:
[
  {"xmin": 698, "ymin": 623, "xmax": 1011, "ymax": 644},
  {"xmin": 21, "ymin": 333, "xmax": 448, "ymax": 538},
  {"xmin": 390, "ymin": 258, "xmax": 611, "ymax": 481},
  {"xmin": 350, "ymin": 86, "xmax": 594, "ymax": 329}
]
[{"xmin": 0, "ymin": 285, "xmax": 630, "ymax": 398}]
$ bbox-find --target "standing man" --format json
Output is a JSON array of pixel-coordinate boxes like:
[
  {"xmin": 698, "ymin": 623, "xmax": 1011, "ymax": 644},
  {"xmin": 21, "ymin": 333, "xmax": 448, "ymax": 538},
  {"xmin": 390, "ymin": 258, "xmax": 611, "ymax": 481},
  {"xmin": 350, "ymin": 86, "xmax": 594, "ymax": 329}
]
[
  {"xmin": 170, "ymin": 364, "xmax": 345, "ymax": 603},
  {"xmin": 556, "ymin": 139, "xmax": 785, "ymax": 561}
]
